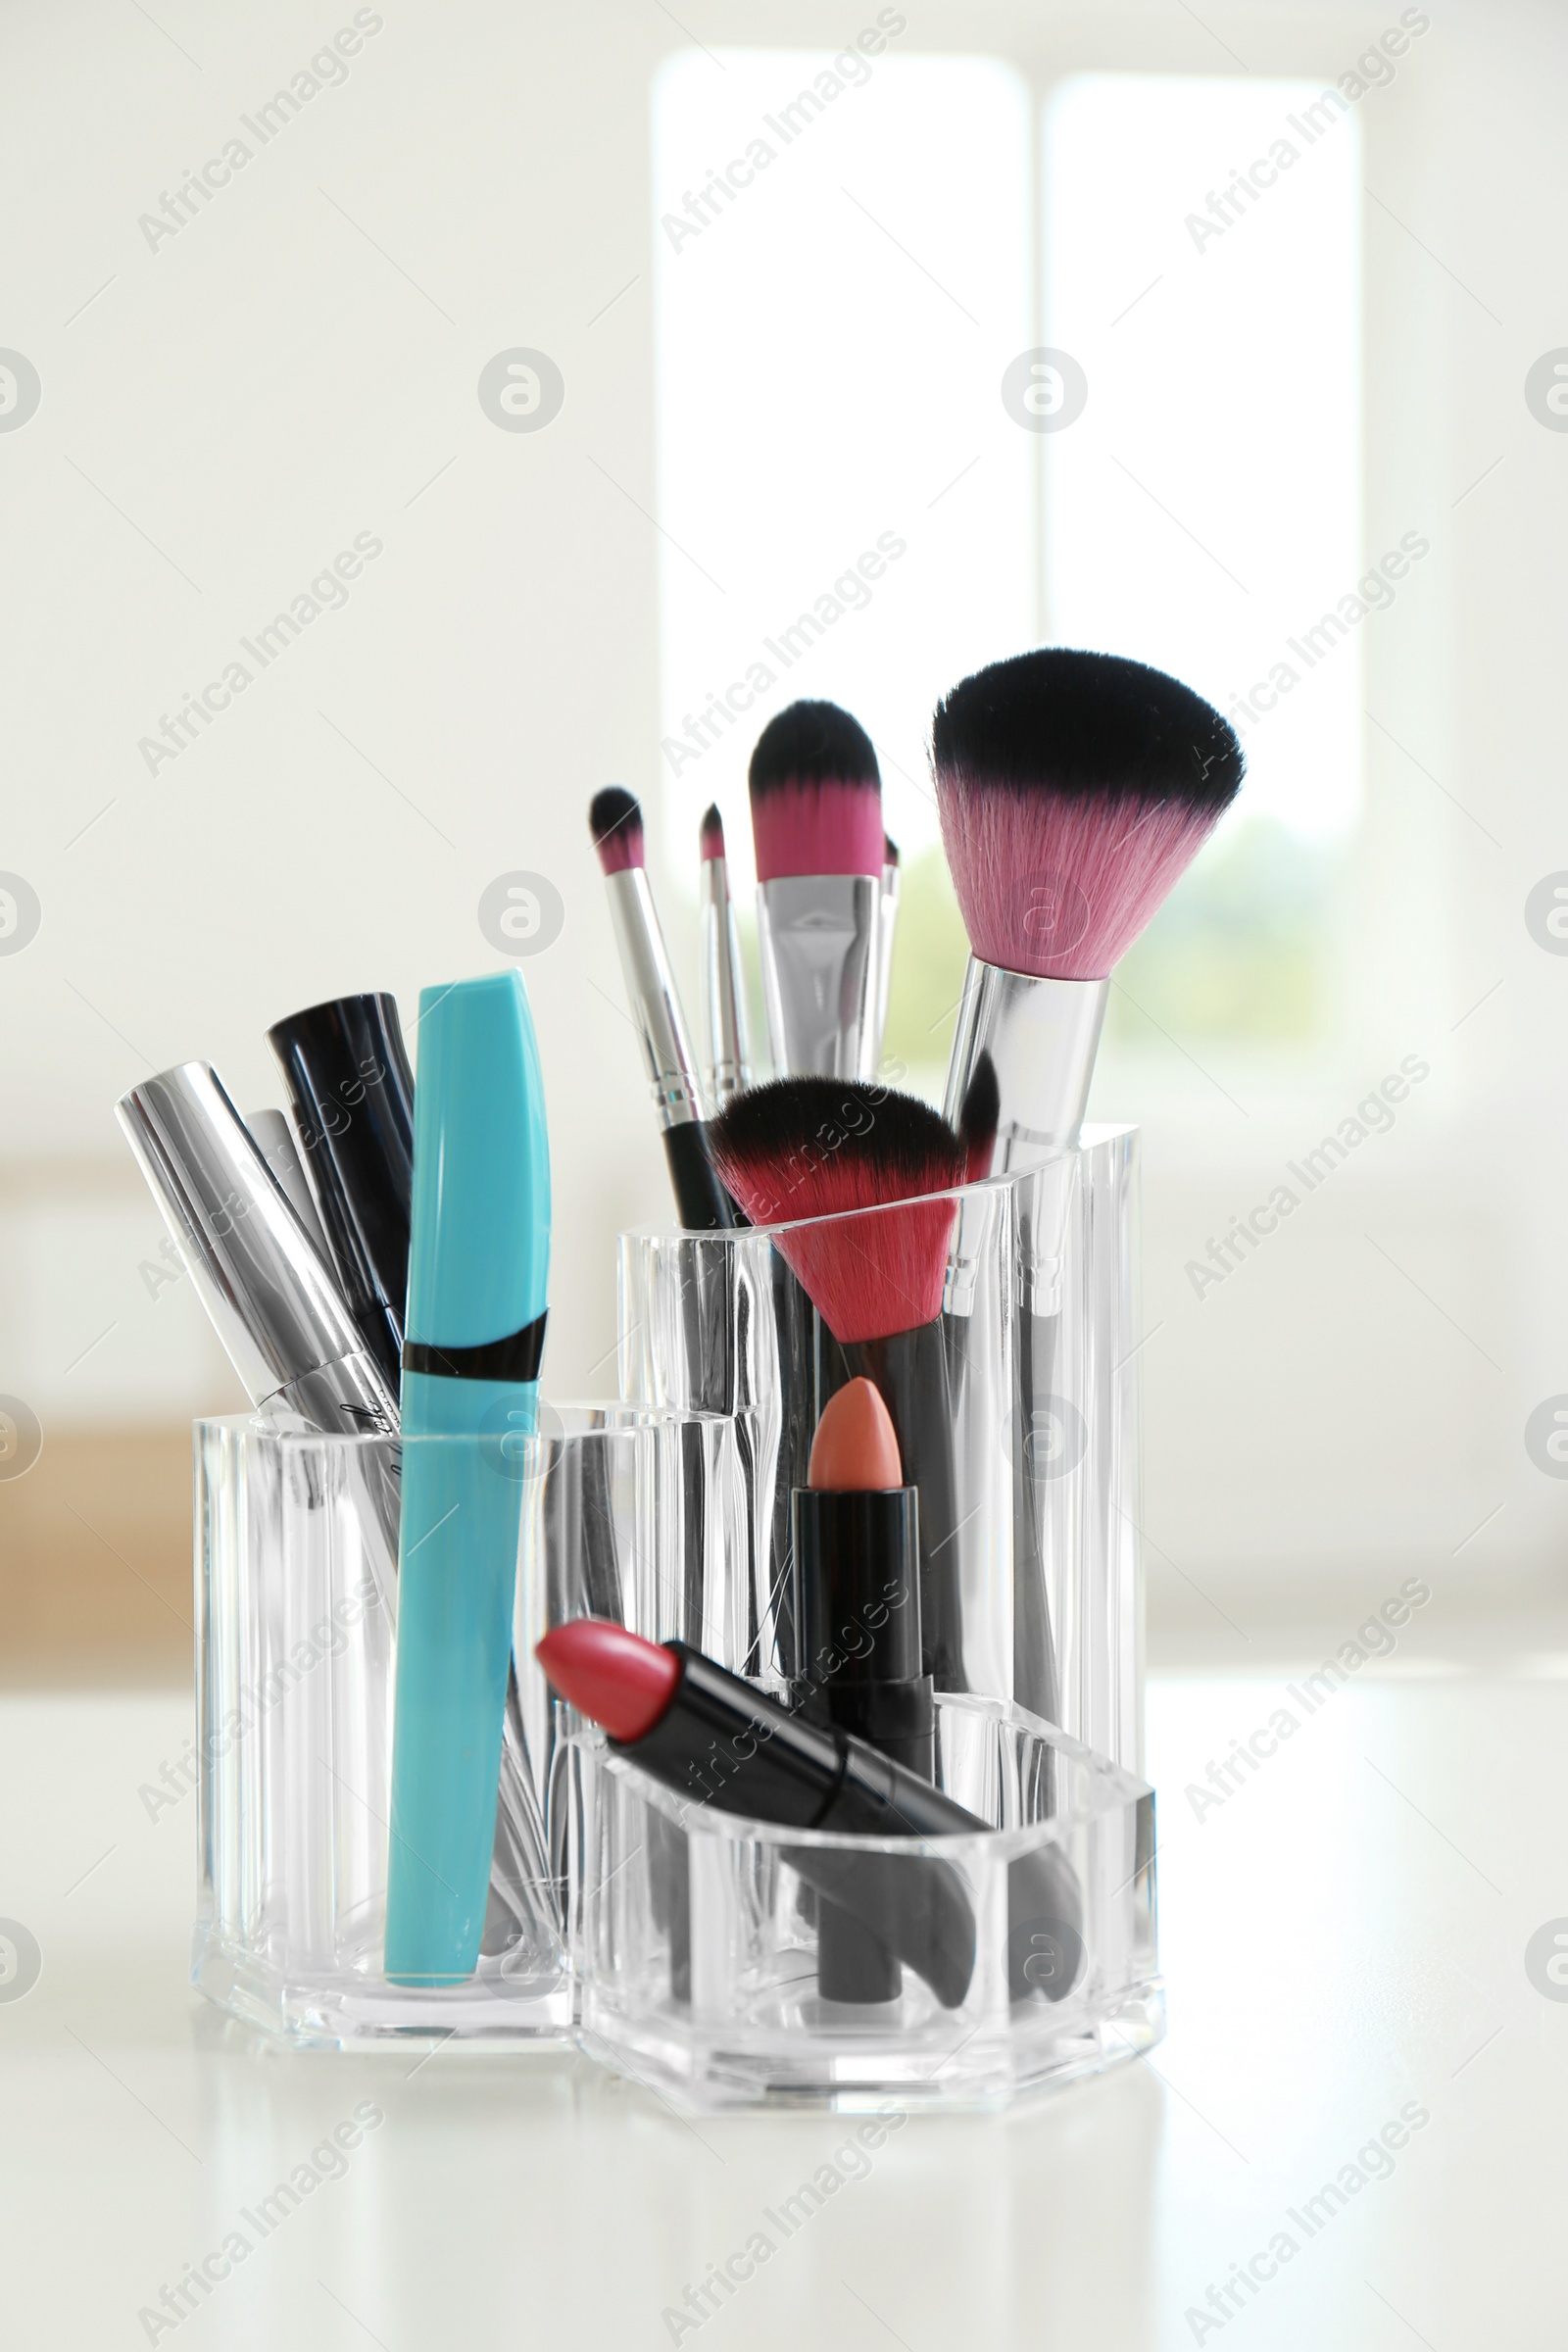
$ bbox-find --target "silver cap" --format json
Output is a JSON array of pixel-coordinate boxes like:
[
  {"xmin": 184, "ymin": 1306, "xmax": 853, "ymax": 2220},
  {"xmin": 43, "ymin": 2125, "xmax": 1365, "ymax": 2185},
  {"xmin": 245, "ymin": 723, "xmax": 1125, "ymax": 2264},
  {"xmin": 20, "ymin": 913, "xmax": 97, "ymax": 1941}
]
[{"xmin": 117, "ymin": 1061, "xmax": 396, "ymax": 1433}]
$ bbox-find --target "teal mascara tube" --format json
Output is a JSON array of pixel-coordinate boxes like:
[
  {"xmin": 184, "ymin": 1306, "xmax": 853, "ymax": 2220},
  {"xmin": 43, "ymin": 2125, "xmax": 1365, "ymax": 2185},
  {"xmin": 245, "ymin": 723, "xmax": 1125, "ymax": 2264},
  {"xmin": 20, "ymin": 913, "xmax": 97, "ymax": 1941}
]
[{"xmin": 385, "ymin": 971, "xmax": 551, "ymax": 1985}]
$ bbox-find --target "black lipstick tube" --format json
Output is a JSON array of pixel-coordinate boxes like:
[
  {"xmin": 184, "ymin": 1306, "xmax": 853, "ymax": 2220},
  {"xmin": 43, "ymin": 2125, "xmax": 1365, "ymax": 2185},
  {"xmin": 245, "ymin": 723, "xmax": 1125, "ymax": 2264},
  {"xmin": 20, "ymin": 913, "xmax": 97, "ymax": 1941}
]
[
  {"xmin": 792, "ymin": 1479, "xmax": 935, "ymax": 2002},
  {"xmin": 621, "ymin": 1642, "xmax": 977, "ymax": 2009},
  {"xmin": 792, "ymin": 1485, "xmax": 933, "ymax": 1770},
  {"xmin": 845, "ymin": 1325, "xmax": 965, "ymax": 1696}
]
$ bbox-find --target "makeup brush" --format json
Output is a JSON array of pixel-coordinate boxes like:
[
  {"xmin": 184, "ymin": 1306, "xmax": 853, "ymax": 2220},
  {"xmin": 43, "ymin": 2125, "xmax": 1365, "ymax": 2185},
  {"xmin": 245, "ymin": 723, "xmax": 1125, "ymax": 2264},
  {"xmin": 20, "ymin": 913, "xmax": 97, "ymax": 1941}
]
[
  {"xmin": 935, "ymin": 648, "xmax": 1243, "ymax": 1156},
  {"xmin": 875, "ymin": 832, "xmax": 900, "ymax": 1062},
  {"xmin": 697, "ymin": 803, "xmax": 752, "ymax": 1110},
  {"xmin": 748, "ymin": 702, "xmax": 884, "ymax": 1081},
  {"xmin": 710, "ymin": 1075, "xmax": 997, "ymax": 1692},
  {"xmin": 589, "ymin": 787, "xmax": 738, "ymax": 1232},
  {"xmin": 934, "ymin": 648, "xmax": 1243, "ymax": 1718}
]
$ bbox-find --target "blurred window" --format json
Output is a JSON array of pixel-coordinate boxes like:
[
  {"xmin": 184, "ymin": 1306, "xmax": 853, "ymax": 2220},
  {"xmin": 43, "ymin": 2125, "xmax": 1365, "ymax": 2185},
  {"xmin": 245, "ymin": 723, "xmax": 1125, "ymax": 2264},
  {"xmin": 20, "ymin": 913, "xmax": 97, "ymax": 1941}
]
[{"xmin": 654, "ymin": 59, "xmax": 1362, "ymax": 1078}]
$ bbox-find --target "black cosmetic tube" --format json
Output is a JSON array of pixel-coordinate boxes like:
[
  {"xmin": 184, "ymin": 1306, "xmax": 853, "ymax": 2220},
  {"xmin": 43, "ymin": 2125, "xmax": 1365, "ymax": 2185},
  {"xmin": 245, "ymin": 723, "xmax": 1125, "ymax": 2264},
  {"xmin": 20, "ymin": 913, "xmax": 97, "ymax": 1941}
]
[
  {"xmin": 793, "ymin": 1481, "xmax": 934, "ymax": 2002},
  {"xmin": 844, "ymin": 1323, "xmax": 966, "ymax": 1695},
  {"xmin": 268, "ymin": 994, "xmax": 415, "ymax": 1396}
]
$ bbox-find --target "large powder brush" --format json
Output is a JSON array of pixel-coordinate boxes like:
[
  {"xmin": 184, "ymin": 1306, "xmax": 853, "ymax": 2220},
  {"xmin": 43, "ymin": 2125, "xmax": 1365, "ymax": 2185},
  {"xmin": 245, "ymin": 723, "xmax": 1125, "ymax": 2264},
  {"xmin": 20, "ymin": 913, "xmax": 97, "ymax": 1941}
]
[
  {"xmin": 934, "ymin": 647, "xmax": 1243, "ymax": 1159},
  {"xmin": 934, "ymin": 647, "xmax": 1242, "ymax": 1721}
]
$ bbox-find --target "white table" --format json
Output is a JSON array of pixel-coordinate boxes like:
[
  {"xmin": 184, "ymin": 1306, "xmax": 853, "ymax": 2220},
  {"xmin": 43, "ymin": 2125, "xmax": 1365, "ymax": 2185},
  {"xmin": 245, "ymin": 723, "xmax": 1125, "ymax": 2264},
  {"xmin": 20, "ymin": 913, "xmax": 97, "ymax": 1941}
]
[{"xmin": 3, "ymin": 1664, "xmax": 1562, "ymax": 2349}]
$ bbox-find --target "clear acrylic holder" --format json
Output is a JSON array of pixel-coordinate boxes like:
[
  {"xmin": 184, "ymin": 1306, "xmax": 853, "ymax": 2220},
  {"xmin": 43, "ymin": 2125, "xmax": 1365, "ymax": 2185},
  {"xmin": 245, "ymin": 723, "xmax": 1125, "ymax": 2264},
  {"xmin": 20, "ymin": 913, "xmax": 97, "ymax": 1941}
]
[
  {"xmin": 575, "ymin": 1691, "xmax": 1161, "ymax": 2111},
  {"xmin": 617, "ymin": 1125, "xmax": 1144, "ymax": 1775},
  {"xmin": 192, "ymin": 1400, "xmax": 753, "ymax": 2046}
]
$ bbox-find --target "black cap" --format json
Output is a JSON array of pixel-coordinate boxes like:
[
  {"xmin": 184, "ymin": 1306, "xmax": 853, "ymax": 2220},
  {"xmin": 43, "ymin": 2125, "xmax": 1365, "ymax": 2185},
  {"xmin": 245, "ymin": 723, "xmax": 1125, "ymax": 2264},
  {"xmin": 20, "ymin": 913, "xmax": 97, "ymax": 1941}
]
[{"xmin": 268, "ymin": 994, "xmax": 415, "ymax": 1396}]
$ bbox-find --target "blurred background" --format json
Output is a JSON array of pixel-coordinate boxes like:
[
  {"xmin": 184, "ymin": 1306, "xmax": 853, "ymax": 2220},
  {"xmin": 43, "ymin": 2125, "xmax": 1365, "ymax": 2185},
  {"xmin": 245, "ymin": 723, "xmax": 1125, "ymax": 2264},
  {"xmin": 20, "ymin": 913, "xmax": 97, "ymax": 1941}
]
[{"xmin": 1, "ymin": 0, "xmax": 1563, "ymax": 1685}]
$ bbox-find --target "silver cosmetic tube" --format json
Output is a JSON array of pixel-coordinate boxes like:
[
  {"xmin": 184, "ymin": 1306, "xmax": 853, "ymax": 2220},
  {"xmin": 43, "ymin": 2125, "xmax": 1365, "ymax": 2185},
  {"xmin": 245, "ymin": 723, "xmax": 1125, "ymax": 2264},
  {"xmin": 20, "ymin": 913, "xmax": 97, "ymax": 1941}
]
[
  {"xmin": 756, "ymin": 873, "xmax": 880, "ymax": 1080},
  {"xmin": 875, "ymin": 859, "xmax": 900, "ymax": 1064},
  {"xmin": 698, "ymin": 854, "xmax": 752, "ymax": 1110},
  {"xmin": 118, "ymin": 1062, "xmax": 397, "ymax": 1435},
  {"xmin": 245, "ymin": 1105, "xmax": 332, "ymax": 1266},
  {"xmin": 605, "ymin": 867, "xmax": 708, "ymax": 1129}
]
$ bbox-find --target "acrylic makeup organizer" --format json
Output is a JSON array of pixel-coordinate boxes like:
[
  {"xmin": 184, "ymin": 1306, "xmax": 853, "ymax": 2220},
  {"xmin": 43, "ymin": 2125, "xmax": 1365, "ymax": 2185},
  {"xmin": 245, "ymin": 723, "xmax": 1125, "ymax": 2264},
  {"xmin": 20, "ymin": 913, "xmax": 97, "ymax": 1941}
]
[
  {"xmin": 193, "ymin": 1401, "xmax": 754, "ymax": 2046},
  {"xmin": 193, "ymin": 1131, "xmax": 1160, "ymax": 2106},
  {"xmin": 616, "ymin": 1127, "xmax": 1145, "ymax": 1776},
  {"xmin": 576, "ymin": 1694, "xmax": 1159, "ymax": 2111}
]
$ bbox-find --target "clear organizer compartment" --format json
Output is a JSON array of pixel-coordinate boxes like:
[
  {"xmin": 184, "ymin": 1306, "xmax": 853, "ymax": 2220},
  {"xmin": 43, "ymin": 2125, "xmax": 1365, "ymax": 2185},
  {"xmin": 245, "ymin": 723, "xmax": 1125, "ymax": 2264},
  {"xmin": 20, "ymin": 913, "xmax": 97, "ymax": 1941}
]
[
  {"xmin": 575, "ymin": 1692, "xmax": 1161, "ymax": 2111},
  {"xmin": 193, "ymin": 1401, "xmax": 753, "ymax": 2045},
  {"xmin": 617, "ymin": 1126, "xmax": 1144, "ymax": 1774}
]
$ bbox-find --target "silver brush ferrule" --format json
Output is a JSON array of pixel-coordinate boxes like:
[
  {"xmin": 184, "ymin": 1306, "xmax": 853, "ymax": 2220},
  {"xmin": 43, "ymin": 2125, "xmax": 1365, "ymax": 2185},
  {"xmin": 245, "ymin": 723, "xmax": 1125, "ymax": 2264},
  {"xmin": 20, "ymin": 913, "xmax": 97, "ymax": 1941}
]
[
  {"xmin": 756, "ymin": 873, "xmax": 880, "ymax": 1081},
  {"xmin": 943, "ymin": 957, "xmax": 1108, "ymax": 1161},
  {"xmin": 605, "ymin": 866, "xmax": 707, "ymax": 1129},
  {"xmin": 942, "ymin": 958, "xmax": 1109, "ymax": 1313},
  {"xmin": 117, "ymin": 1062, "xmax": 397, "ymax": 1433},
  {"xmin": 698, "ymin": 855, "xmax": 752, "ymax": 1111},
  {"xmin": 875, "ymin": 862, "xmax": 900, "ymax": 1064}
]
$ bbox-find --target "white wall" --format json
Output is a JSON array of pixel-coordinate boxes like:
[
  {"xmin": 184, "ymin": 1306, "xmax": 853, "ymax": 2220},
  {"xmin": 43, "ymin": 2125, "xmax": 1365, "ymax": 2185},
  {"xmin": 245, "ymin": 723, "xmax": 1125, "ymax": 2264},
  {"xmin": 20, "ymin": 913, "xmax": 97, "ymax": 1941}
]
[{"xmin": 1, "ymin": 0, "xmax": 1565, "ymax": 1605}]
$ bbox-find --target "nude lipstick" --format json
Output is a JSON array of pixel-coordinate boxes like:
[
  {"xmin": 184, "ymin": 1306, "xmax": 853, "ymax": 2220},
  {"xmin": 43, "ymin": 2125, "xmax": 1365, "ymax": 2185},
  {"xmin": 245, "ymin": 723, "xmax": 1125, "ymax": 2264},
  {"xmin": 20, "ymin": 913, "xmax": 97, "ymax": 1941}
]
[
  {"xmin": 793, "ymin": 1377, "xmax": 933, "ymax": 1777},
  {"xmin": 793, "ymin": 1377, "xmax": 935, "ymax": 2001}
]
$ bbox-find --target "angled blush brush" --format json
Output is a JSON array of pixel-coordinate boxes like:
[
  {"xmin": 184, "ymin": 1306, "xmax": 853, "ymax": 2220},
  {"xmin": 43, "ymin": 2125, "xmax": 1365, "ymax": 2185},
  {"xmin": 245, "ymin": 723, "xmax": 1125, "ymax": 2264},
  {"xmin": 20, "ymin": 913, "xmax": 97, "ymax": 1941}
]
[
  {"xmin": 589, "ymin": 788, "xmax": 738, "ymax": 1231},
  {"xmin": 710, "ymin": 1076, "xmax": 996, "ymax": 1693},
  {"xmin": 934, "ymin": 648, "xmax": 1243, "ymax": 1717},
  {"xmin": 697, "ymin": 803, "xmax": 752, "ymax": 1111},
  {"xmin": 748, "ymin": 702, "xmax": 884, "ymax": 1081}
]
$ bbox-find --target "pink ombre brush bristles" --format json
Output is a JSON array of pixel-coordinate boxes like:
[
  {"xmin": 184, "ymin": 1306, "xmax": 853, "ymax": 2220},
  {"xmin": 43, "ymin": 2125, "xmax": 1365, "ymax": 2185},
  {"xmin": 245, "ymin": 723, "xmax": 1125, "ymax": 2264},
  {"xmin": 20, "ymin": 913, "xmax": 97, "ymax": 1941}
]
[
  {"xmin": 709, "ymin": 1078, "xmax": 978, "ymax": 1344},
  {"xmin": 933, "ymin": 649, "xmax": 1244, "ymax": 981},
  {"xmin": 700, "ymin": 803, "xmax": 725, "ymax": 862},
  {"xmin": 748, "ymin": 701, "xmax": 884, "ymax": 883},
  {"xmin": 588, "ymin": 786, "xmax": 645, "ymax": 877}
]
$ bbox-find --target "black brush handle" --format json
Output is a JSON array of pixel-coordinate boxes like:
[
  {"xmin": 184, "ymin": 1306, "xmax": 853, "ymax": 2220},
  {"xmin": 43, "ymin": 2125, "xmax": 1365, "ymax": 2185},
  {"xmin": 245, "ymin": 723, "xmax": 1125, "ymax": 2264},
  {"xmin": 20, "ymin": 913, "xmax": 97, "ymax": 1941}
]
[
  {"xmin": 1012, "ymin": 1312, "xmax": 1061, "ymax": 1724},
  {"xmin": 662, "ymin": 1121, "xmax": 742, "ymax": 1231},
  {"xmin": 769, "ymin": 1254, "xmax": 819, "ymax": 1684},
  {"xmin": 852, "ymin": 1321, "xmax": 967, "ymax": 1695}
]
